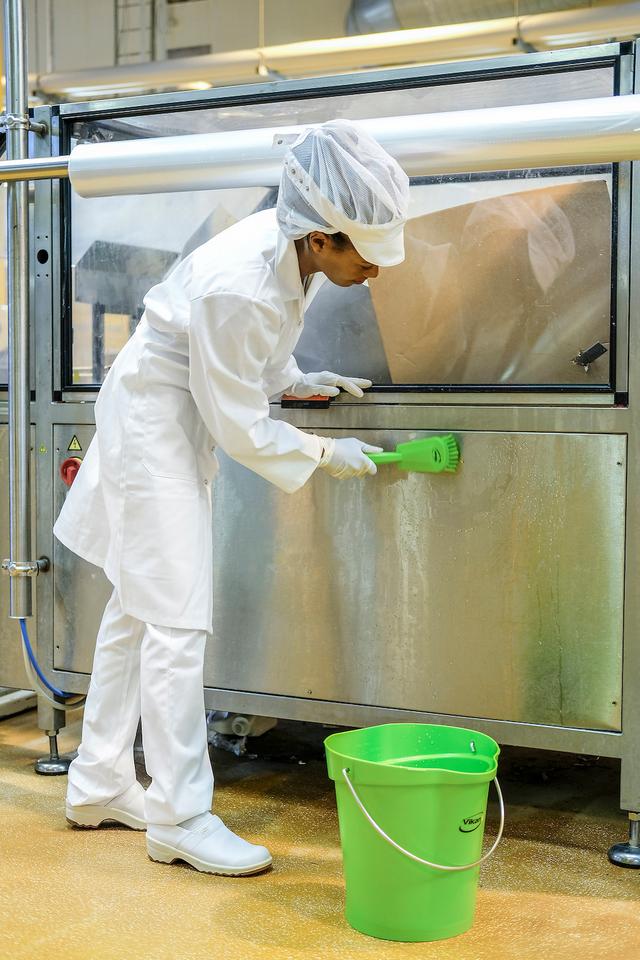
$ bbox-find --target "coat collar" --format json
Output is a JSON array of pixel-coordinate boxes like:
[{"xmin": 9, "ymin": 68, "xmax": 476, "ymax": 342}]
[{"xmin": 274, "ymin": 227, "xmax": 326, "ymax": 311}]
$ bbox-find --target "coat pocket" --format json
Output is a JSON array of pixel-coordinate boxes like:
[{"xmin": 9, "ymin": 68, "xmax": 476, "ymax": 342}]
[{"xmin": 140, "ymin": 367, "xmax": 202, "ymax": 483}]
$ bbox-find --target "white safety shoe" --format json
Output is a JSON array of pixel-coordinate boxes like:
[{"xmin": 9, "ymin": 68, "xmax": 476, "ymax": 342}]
[
  {"xmin": 147, "ymin": 813, "xmax": 272, "ymax": 876},
  {"xmin": 66, "ymin": 781, "xmax": 146, "ymax": 830}
]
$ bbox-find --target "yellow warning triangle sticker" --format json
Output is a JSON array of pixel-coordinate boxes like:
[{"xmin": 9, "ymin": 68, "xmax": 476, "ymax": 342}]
[{"xmin": 68, "ymin": 435, "xmax": 82, "ymax": 452}]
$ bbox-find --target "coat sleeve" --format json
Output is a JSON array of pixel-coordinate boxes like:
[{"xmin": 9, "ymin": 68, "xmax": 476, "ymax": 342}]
[
  {"xmin": 188, "ymin": 292, "xmax": 322, "ymax": 493},
  {"xmin": 262, "ymin": 354, "xmax": 303, "ymax": 400}
]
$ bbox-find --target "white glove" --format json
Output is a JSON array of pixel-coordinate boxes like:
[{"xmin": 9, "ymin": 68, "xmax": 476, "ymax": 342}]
[
  {"xmin": 318, "ymin": 437, "xmax": 383, "ymax": 479},
  {"xmin": 289, "ymin": 371, "xmax": 373, "ymax": 399}
]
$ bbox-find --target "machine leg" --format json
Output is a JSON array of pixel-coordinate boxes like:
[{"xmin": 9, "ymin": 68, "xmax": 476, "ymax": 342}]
[
  {"xmin": 34, "ymin": 698, "xmax": 76, "ymax": 775},
  {"xmin": 608, "ymin": 813, "xmax": 640, "ymax": 868},
  {"xmin": 35, "ymin": 730, "xmax": 75, "ymax": 775}
]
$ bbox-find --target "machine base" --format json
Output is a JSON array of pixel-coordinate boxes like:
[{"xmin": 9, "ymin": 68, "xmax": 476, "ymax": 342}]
[
  {"xmin": 34, "ymin": 733, "xmax": 76, "ymax": 776},
  {"xmin": 608, "ymin": 816, "xmax": 640, "ymax": 868},
  {"xmin": 608, "ymin": 842, "xmax": 640, "ymax": 868},
  {"xmin": 35, "ymin": 755, "xmax": 74, "ymax": 775}
]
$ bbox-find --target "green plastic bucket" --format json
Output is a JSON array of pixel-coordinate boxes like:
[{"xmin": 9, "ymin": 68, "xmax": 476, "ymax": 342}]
[{"xmin": 325, "ymin": 723, "xmax": 502, "ymax": 942}]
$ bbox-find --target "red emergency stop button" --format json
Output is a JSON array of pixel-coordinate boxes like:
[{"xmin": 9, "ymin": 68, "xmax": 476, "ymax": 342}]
[{"xmin": 60, "ymin": 457, "xmax": 82, "ymax": 487}]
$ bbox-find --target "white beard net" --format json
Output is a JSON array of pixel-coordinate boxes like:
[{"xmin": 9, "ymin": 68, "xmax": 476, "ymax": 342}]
[{"xmin": 276, "ymin": 119, "xmax": 410, "ymax": 266}]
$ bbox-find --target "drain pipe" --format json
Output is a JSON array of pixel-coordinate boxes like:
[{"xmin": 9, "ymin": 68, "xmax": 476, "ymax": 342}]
[{"xmin": 1, "ymin": 0, "xmax": 48, "ymax": 614}]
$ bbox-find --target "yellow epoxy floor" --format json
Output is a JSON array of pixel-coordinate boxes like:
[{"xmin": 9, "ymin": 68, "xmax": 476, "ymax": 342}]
[{"xmin": 1, "ymin": 710, "xmax": 639, "ymax": 960}]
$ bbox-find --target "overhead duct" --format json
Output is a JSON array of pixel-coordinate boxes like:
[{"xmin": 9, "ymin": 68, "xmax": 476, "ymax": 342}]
[
  {"xmin": 346, "ymin": 0, "xmax": 400, "ymax": 34},
  {"xmin": 35, "ymin": 2, "xmax": 640, "ymax": 100},
  {"xmin": 64, "ymin": 93, "xmax": 640, "ymax": 198},
  {"xmin": 347, "ymin": 0, "xmax": 610, "ymax": 33}
]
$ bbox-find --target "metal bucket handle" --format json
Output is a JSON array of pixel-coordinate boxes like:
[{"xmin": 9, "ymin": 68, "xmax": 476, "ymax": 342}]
[{"xmin": 342, "ymin": 767, "xmax": 504, "ymax": 872}]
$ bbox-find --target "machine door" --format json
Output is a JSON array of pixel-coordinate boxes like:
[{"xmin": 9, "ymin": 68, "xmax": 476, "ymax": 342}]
[
  {"xmin": 52, "ymin": 427, "xmax": 625, "ymax": 731},
  {"xmin": 206, "ymin": 430, "xmax": 625, "ymax": 731}
]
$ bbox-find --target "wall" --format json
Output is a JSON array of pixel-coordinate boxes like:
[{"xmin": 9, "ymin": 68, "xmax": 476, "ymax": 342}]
[{"xmin": 9, "ymin": 0, "xmax": 353, "ymax": 79}]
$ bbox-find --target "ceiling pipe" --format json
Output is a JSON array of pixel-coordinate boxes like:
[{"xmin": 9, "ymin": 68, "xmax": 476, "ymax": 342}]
[
  {"xmin": 346, "ymin": 0, "xmax": 598, "ymax": 34},
  {"xmin": 33, "ymin": 2, "xmax": 640, "ymax": 101},
  {"xmin": 347, "ymin": 0, "xmax": 400, "ymax": 34}
]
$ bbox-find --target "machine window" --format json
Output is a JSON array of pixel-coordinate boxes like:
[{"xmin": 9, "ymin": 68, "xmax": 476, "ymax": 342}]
[
  {"xmin": 299, "ymin": 169, "xmax": 613, "ymax": 387},
  {"xmin": 65, "ymin": 65, "xmax": 615, "ymax": 389}
]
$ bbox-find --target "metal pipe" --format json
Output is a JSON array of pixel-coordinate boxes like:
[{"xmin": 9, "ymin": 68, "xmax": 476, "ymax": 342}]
[
  {"xmin": 349, "ymin": 0, "xmax": 629, "ymax": 34},
  {"xmin": 3, "ymin": 0, "xmax": 33, "ymax": 618},
  {"xmin": 0, "ymin": 156, "xmax": 69, "ymax": 181},
  {"xmin": 66, "ymin": 93, "xmax": 640, "ymax": 198},
  {"xmin": 32, "ymin": 2, "xmax": 640, "ymax": 99}
]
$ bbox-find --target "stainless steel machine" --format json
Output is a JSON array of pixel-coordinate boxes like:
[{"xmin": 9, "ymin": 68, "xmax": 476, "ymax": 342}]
[{"xmin": 2, "ymin": 37, "xmax": 640, "ymax": 863}]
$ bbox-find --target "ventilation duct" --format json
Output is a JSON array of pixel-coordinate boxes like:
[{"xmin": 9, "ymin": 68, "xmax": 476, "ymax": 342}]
[
  {"xmin": 347, "ymin": 0, "xmax": 615, "ymax": 34},
  {"xmin": 347, "ymin": 0, "xmax": 400, "ymax": 34}
]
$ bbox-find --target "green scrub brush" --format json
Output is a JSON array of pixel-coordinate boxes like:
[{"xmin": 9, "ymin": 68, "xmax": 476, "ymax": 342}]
[{"xmin": 368, "ymin": 434, "xmax": 460, "ymax": 474}]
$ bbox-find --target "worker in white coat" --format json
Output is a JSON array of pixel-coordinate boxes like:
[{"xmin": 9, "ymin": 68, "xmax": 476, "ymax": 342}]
[{"xmin": 54, "ymin": 119, "xmax": 410, "ymax": 876}]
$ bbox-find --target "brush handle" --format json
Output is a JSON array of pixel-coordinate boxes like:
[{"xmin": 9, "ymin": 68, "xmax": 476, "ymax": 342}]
[{"xmin": 368, "ymin": 452, "xmax": 402, "ymax": 465}]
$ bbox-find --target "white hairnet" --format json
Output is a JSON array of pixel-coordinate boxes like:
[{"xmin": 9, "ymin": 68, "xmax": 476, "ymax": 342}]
[{"xmin": 276, "ymin": 119, "xmax": 410, "ymax": 267}]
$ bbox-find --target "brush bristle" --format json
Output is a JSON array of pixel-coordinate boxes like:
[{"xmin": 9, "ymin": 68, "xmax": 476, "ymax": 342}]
[{"xmin": 442, "ymin": 434, "xmax": 460, "ymax": 472}]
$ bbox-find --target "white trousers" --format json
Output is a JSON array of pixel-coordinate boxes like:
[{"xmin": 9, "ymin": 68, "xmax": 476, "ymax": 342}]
[{"xmin": 66, "ymin": 589, "xmax": 214, "ymax": 825}]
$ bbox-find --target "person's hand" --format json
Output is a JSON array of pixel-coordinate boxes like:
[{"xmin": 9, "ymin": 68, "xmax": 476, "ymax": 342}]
[
  {"xmin": 318, "ymin": 437, "xmax": 382, "ymax": 479},
  {"xmin": 289, "ymin": 371, "xmax": 373, "ymax": 399}
]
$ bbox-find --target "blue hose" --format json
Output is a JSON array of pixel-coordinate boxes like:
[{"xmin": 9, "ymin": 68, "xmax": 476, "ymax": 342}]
[{"xmin": 19, "ymin": 618, "xmax": 73, "ymax": 699}]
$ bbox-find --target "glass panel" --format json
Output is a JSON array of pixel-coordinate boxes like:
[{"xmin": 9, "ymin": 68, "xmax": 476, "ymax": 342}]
[
  {"xmin": 72, "ymin": 66, "xmax": 614, "ymax": 141},
  {"xmin": 67, "ymin": 65, "xmax": 615, "ymax": 388},
  {"xmin": 301, "ymin": 170, "xmax": 612, "ymax": 386},
  {"xmin": 69, "ymin": 186, "xmax": 270, "ymax": 384}
]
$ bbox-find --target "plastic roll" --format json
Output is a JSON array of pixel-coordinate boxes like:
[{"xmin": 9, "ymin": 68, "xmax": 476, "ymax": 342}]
[{"xmin": 68, "ymin": 93, "xmax": 640, "ymax": 198}]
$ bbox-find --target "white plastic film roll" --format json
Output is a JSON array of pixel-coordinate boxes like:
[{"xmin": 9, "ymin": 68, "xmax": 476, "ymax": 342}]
[{"xmin": 68, "ymin": 94, "xmax": 640, "ymax": 198}]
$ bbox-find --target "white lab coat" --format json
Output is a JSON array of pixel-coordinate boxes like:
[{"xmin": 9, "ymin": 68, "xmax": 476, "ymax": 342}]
[{"xmin": 53, "ymin": 209, "xmax": 326, "ymax": 631}]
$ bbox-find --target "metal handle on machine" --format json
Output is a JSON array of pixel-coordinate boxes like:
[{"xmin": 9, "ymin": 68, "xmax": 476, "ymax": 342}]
[
  {"xmin": 342, "ymin": 767, "xmax": 505, "ymax": 871},
  {"xmin": 2, "ymin": 558, "xmax": 50, "ymax": 577}
]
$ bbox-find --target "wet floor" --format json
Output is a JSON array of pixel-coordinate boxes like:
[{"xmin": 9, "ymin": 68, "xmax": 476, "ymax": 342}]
[{"xmin": 1, "ymin": 709, "xmax": 639, "ymax": 960}]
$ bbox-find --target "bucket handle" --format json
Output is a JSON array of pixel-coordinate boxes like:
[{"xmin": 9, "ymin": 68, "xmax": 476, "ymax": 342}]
[{"xmin": 342, "ymin": 767, "xmax": 504, "ymax": 872}]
